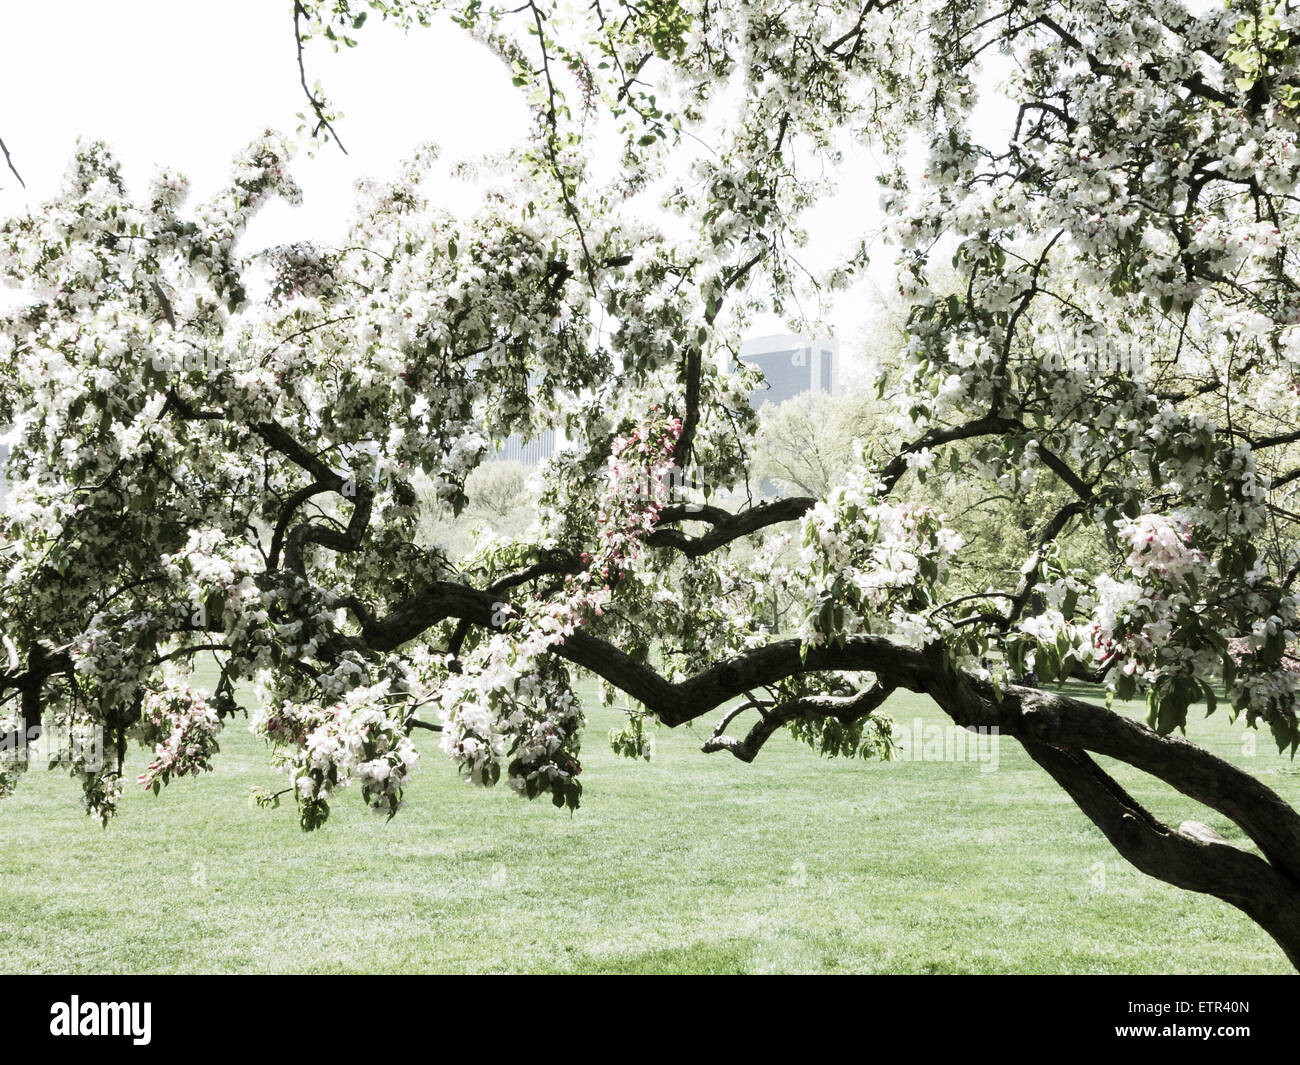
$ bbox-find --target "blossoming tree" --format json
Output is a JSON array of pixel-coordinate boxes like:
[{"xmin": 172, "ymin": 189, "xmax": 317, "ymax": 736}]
[{"xmin": 4, "ymin": 0, "xmax": 1300, "ymax": 966}]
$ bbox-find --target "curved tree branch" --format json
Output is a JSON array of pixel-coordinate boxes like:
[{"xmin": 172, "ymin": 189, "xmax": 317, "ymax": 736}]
[
  {"xmin": 1021, "ymin": 738, "xmax": 1300, "ymax": 968},
  {"xmin": 702, "ymin": 680, "xmax": 896, "ymax": 762}
]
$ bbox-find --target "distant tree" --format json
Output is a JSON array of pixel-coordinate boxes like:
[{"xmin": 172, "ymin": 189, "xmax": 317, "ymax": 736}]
[
  {"xmin": 469, "ymin": 462, "xmax": 530, "ymax": 520},
  {"xmin": 418, "ymin": 460, "xmax": 537, "ymax": 559},
  {"xmin": 752, "ymin": 392, "xmax": 887, "ymax": 499}
]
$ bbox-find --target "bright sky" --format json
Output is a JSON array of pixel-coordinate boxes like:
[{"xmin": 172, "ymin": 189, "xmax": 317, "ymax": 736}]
[
  {"xmin": 0, "ymin": 2, "xmax": 1020, "ymax": 366},
  {"xmin": 0, "ymin": 1, "xmax": 1026, "ymax": 488},
  {"xmin": 0, "ymin": 2, "xmax": 530, "ymax": 244}
]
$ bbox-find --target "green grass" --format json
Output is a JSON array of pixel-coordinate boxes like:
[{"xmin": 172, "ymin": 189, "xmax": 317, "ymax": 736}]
[{"xmin": 1, "ymin": 675, "xmax": 1297, "ymax": 973}]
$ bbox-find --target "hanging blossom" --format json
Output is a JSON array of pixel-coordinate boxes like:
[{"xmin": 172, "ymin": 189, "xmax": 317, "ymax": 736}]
[
  {"xmin": 1087, "ymin": 506, "xmax": 1299, "ymax": 744},
  {"xmin": 252, "ymin": 681, "xmax": 419, "ymax": 829},
  {"xmin": 1089, "ymin": 513, "xmax": 1211, "ymax": 668},
  {"xmin": 1090, "ymin": 575, "xmax": 1146, "ymax": 662},
  {"xmin": 1081, "ymin": 512, "xmax": 1212, "ymax": 683},
  {"xmin": 136, "ymin": 683, "xmax": 224, "ymax": 794},
  {"xmin": 796, "ymin": 462, "xmax": 964, "ymax": 647},
  {"xmin": 564, "ymin": 414, "xmax": 683, "ymax": 599},
  {"xmin": 1116, "ymin": 513, "xmax": 1206, "ymax": 583},
  {"xmin": 41, "ymin": 701, "xmax": 122, "ymax": 826},
  {"xmin": 437, "ymin": 416, "xmax": 683, "ymax": 808}
]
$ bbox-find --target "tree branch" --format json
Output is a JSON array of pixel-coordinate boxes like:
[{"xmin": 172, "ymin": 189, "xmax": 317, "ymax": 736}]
[
  {"xmin": 702, "ymin": 681, "xmax": 895, "ymax": 762},
  {"xmin": 293, "ymin": 1, "xmax": 348, "ymax": 153},
  {"xmin": 1021, "ymin": 738, "xmax": 1300, "ymax": 968},
  {"xmin": 646, "ymin": 496, "xmax": 817, "ymax": 556},
  {"xmin": 0, "ymin": 133, "xmax": 25, "ymax": 189}
]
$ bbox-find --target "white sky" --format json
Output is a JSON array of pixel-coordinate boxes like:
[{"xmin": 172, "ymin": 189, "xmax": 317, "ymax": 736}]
[
  {"xmin": 0, "ymin": 2, "xmax": 530, "ymax": 243},
  {"xmin": 0, "ymin": 2, "xmax": 1018, "ymax": 360}
]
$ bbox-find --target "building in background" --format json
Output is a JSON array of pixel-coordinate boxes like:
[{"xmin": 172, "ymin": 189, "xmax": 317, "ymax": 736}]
[
  {"xmin": 486, "ymin": 335, "xmax": 838, "ymax": 468},
  {"xmin": 739, "ymin": 334, "xmax": 837, "ymax": 408},
  {"xmin": 494, "ymin": 429, "xmax": 556, "ymax": 467}
]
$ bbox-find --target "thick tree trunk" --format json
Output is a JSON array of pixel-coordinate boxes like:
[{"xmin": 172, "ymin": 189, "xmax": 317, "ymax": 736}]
[
  {"xmin": 917, "ymin": 654, "xmax": 1300, "ymax": 970},
  {"xmin": 1021, "ymin": 739, "xmax": 1300, "ymax": 970}
]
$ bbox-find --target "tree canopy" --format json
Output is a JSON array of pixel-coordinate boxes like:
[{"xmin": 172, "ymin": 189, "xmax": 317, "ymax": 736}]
[{"xmin": 4, "ymin": 0, "xmax": 1300, "ymax": 966}]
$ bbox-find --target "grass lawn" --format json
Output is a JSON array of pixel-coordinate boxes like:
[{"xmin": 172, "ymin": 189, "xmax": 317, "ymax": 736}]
[{"xmin": 1, "ymin": 671, "xmax": 1297, "ymax": 974}]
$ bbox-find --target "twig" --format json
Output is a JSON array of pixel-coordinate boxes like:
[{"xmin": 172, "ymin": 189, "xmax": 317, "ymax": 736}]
[
  {"xmin": 0, "ymin": 133, "xmax": 25, "ymax": 189},
  {"xmin": 293, "ymin": 1, "xmax": 348, "ymax": 154}
]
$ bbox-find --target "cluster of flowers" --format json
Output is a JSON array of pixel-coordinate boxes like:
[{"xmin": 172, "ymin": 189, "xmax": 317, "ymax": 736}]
[
  {"xmin": 69, "ymin": 612, "xmax": 163, "ymax": 709},
  {"xmin": 438, "ymin": 416, "xmax": 683, "ymax": 806},
  {"xmin": 135, "ymin": 683, "xmax": 223, "ymax": 794},
  {"xmin": 1115, "ymin": 513, "xmax": 1206, "ymax": 584},
  {"xmin": 254, "ymin": 681, "xmax": 419, "ymax": 828},
  {"xmin": 797, "ymin": 463, "xmax": 963, "ymax": 647},
  {"xmin": 160, "ymin": 530, "xmax": 278, "ymax": 658},
  {"xmin": 575, "ymin": 415, "xmax": 683, "ymax": 593},
  {"xmin": 1087, "ymin": 513, "xmax": 1209, "ymax": 683},
  {"xmin": 438, "ymin": 652, "xmax": 583, "ymax": 804},
  {"xmin": 1089, "ymin": 511, "xmax": 1299, "ymax": 748}
]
